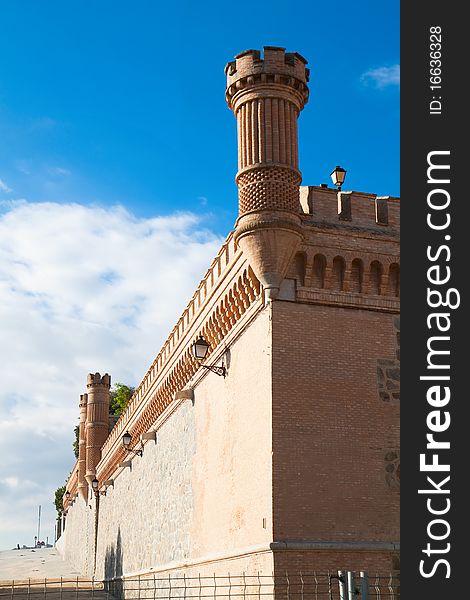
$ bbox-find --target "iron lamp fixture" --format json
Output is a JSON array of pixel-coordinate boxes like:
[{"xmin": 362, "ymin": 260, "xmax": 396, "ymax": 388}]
[
  {"xmin": 191, "ymin": 336, "xmax": 226, "ymax": 377},
  {"xmin": 121, "ymin": 431, "xmax": 143, "ymax": 456},
  {"xmin": 330, "ymin": 165, "xmax": 347, "ymax": 191},
  {"xmin": 91, "ymin": 478, "xmax": 106, "ymax": 497},
  {"xmin": 64, "ymin": 491, "xmax": 71, "ymax": 500}
]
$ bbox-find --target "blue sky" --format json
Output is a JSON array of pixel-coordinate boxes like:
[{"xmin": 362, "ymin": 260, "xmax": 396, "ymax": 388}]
[
  {"xmin": 0, "ymin": 0, "xmax": 399, "ymax": 234},
  {"xmin": 0, "ymin": 1, "xmax": 398, "ymax": 551}
]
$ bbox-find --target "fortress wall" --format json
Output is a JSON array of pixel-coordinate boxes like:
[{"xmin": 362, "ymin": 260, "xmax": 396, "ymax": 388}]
[
  {"xmin": 63, "ymin": 306, "xmax": 273, "ymax": 579},
  {"xmin": 188, "ymin": 305, "xmax": 273, "ymax": 564},
  {"xmin": 271, "ymin": 300, "xmax": 400, "ymax": 572},
  {"xmin": 95, "ymin": 398, "xmax": 196, "ymax": 580},
  {"xmin": 61, "ymin": 490, "xmax": 95, "ymax": 576}
]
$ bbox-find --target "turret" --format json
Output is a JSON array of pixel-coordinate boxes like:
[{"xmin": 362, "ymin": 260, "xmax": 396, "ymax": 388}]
[
  {"xmin": 85, "ymin": 372, "xmax": 111, "ymax": 487},
  {"xmin": 225, "ymin": 47, "xmax": 310, "ymax": 298},
  {"xmin": 77, "ymin": 393, "xmax": 88, "ymax": 501}
]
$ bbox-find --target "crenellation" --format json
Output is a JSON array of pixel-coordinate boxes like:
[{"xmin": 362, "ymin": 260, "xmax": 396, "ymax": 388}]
[
  {"xmin": 225, "ymin": 47, "xmax": 309, "ymax": 103},
  {"xmin": 300, "ymin": 185, "xmax": 400, "ymax": 233}
]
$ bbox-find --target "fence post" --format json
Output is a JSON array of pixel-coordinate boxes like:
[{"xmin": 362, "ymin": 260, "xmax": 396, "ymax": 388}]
[
  {"xmin": 347, "ymin": 572, "xmax": 355, "ymax": 600},
  {"xmin": 337, "ymin": 571, "xmax": 348, "ymax": 600},
  {"xmin": 359, "ymin": 572, "xmax": 369, "ymax": 600}
]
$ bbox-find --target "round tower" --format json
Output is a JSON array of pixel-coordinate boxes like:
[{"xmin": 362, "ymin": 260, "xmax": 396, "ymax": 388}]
[
  {"xmin": 85, "ymin": 372, "xmax": 111, "ymax": 487},
  {"xmin": 225, "ymin": 46, "xmax": 309, "ymax": 298},
  {"xmin": 77, "ymin": 393, "xmax": 88, "ymax": 501}
]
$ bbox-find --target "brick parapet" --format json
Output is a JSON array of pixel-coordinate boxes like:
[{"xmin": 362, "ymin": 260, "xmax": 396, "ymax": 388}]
[
  {"xmin": 225, "ymin": 47, "xmax": 309, "ymax": 112},
  {"xmin": 280, "ymin": 187, "xmax": 400, "ymax": 312},
  {"xmin": 64, "ymin": 460, "xmax": 79, "ymax": 511},
  {"xmin": 300, "ymin": 186, "xmax": 399, "ymax": 232}
]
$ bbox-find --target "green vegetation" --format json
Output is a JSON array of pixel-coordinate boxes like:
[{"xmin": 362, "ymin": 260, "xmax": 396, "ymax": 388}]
[
  {"xmin": 109, "ymin": 383, "xmax": 135, "ymax": 416},
  {"xmin": 59, "ymin": 384, "xmax": 135, "ymax": 522},
  {"xmin": 71, "ymin": 383, "xmax": 134, "ymax": 460},
  {"xmin": 73, "ymin": 425, "xmax": 79, "ymax": 459},
  {"xmin": 54, "ymin": 485, "xmax": 66, "ymax": 517}
]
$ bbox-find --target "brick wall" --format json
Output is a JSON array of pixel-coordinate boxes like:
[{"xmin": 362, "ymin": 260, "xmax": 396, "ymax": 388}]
[{"xmin": 271, "ymin": 300, "xmax": 399, "ymax": 572}]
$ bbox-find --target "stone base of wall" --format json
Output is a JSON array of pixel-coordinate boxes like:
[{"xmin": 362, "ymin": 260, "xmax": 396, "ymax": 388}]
[{"xmin": 58, "ymin": 495, "xmax": 95, "ymax": 576}]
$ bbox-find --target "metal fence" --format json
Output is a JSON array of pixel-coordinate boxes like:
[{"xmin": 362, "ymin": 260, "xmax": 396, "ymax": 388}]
[{"xmin": 0, "ymin": 573, "xmax": 400, "ymax": 600}]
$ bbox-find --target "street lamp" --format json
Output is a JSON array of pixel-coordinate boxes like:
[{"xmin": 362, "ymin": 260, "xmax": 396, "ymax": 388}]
[
  {"xmin": 330, "ymin": 165, "xmax": 347, "ymax": 191},
  {"xmin": 121, "ymin": 431, "xmax": 143, "ymax": 456},
  {"xmin": 91, "ymin": 478, "xmax": 107, "ymax": 497},
  {"xmin": 191, "ymin": 336, "xmax": 226, "ymax": 377}
]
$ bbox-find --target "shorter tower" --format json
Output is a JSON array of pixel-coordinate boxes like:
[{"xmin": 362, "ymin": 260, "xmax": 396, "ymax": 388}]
[
  {"xmin": 77, "ymin": 393, "xmax": 88, "ymax": 500},
  {"xmin": 225, "ymin": 47, "xmax": 309, "ymax": 298},
  {"xmin": 85, "ymin": 372, "xmax": 111, "ymax": 487}
]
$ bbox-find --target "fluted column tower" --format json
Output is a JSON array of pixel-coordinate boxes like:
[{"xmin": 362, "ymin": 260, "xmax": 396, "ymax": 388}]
[
  {"xmin": 85, "ymin": 372, "xmax": 111, "ymax": 487},
  {"xmin": 77, "ymin": 393, "xmax": 88, "ymax": 501},
  {"xmin": 225, "ymin": 47, "xmax": 309, "ymax": 298}
]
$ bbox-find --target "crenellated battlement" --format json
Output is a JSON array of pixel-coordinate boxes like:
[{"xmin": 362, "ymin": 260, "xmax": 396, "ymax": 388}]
[
  {"xmin": 225, "ymin": 46, "xmax": 309, "ymax": 110},
  {"xmin": 86, "ymin": 372, "xmax": 111, "ymax": 388},
  {"xmin": 300, "ymin": 186, "xmax": 399, "ymax": 232}
]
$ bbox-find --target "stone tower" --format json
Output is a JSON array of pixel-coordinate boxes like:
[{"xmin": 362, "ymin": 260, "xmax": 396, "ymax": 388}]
[
  {"xmin": 77, "ymin": 393, "xmax": 88, "ymax": 500},
  {"xmin": 85, "ymin": 372, "xmax": 111, "ymax": 487},
  {"xmin": 225, "ymin": 47, "xmax": 309, "ymax": 299}
]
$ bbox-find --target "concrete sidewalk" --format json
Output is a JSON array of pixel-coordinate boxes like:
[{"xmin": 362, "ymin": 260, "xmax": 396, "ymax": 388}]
[{"xmin": 0, "ymin": 548, "xmax": 83, "ymax": 582}]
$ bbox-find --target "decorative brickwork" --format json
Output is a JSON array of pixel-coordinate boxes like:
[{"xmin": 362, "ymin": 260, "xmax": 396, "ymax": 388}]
[
  {"xmin": 237, "ymin": 167, "xmax": 301, "ymax": 214},
  {"xmin": 95, "ymin": 265, "xmax": 261, "ymax": 486}
]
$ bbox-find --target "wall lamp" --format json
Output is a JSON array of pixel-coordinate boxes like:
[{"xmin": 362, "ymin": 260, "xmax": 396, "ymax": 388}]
[
  {"xmin": 330, "ymin": 165, "xmax": 347, "ymax": 192},
  {"xmin": 91, "ymin": 478, "xmax": 107, "ymax": 497},
  {"xmin": 191, "ymin": 336, "xmax": 226, "ymax": 377},
  {"xmin": 122, "ymin": 431, "xmax": 143, "ymax": 456},
  {"xmin": 64, "ymin": 491, "xmax": 71, "ymax": 500}
]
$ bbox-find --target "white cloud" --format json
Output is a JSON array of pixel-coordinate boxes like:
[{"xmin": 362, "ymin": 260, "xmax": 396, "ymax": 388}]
[
  {"xmin": 47, "ymin": 167, "xmax": 71, "ymax": 176},
  {"xmin": 360, "ymin": 64, "xmax": 400, "ymax": 89},
  {"xmin": 0, "ymin": 178, "xmax": 12, "ymax": 193},
  {"xmin": 0, "ymin": 201, "xmax": 223, "ymax": 549}
]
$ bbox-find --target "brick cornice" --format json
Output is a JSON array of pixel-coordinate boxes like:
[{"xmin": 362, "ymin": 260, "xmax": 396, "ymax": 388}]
[{"xmin": 95, "ymin": 233, "xmax": 262, "ymax": 484}]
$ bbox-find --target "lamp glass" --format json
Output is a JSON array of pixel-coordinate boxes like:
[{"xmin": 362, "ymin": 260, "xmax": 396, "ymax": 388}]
[
  {"xmin": 192, "ymin": 337, "xmax": 210, "ymax": 360},
  {"xmin": 122, "ymin": 431, "xmax": 132, "ymax": 447},
  {"xmin": 65, "ymin": 491, "xmax": 70, "ymax": 498},
  {"xmin": 330, "ymin": 166, "xmax": 346, "ymax": 187},
  {"xmin": 91, "ymin": 478, "xmax": 98, "ymax": 490}
]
